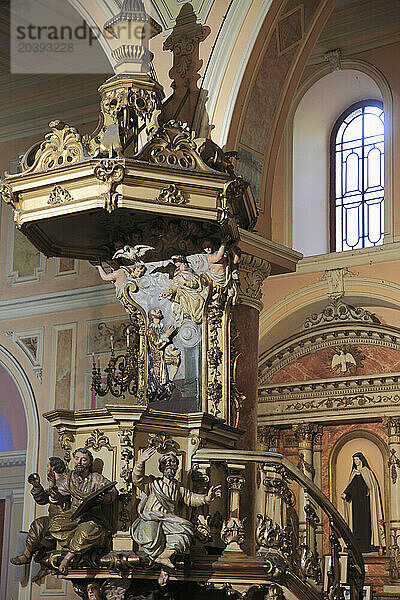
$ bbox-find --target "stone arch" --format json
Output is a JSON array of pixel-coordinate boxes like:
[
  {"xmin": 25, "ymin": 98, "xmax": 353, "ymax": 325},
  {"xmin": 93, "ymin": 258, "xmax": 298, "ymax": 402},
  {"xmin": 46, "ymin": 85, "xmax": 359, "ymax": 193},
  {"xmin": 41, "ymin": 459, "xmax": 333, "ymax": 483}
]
[{"xmin": 259, "ymin": 276, "xmax": 400, "ymax": 356}]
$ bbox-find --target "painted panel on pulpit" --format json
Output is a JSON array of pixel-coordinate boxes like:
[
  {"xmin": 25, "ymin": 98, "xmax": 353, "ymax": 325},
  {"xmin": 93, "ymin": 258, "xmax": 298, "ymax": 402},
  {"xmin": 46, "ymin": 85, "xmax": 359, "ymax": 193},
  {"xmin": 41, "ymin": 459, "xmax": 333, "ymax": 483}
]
[
  {"xmin": 332, "ymin": 436, "xmax": 386, "ymax": 553},
  {"xmin": 92, "ymin": 240, "xmax": 239, "ymax": 413}
]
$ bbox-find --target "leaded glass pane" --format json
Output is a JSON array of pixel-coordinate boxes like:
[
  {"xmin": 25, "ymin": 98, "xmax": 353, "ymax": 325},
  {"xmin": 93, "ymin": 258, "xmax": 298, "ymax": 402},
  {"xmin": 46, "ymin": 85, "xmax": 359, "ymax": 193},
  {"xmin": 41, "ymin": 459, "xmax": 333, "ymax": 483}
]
[{"xmin": 332, "ymin": 101, "xmax": 384, "ymax": 252}]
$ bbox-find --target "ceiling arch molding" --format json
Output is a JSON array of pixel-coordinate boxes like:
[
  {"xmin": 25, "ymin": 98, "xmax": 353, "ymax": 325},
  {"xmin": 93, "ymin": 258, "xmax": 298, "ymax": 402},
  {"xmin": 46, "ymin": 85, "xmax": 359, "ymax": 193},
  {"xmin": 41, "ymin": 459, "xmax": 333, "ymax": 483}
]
[
  {"xmin": 259, "ymin": 276, "xmax": 400, "ymax": 357},
  {"xmin": 197, "ymin": 0, "xmax": 274, "ymax": 147},
  {"xmin": 225, "ymin": 0, "xmax": 336, "ymax": 234}
]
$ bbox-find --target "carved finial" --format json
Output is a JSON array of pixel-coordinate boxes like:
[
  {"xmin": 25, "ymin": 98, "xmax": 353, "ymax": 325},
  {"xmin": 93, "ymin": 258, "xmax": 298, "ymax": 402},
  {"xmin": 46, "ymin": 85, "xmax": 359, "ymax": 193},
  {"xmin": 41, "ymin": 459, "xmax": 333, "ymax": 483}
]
[
  {"xmin": 104, "ymin": 0, "xmax": 162, "ymax": 75},
  {"xmin": 160, "ymin": 4, "xmax": 210, "ymax": 126}
]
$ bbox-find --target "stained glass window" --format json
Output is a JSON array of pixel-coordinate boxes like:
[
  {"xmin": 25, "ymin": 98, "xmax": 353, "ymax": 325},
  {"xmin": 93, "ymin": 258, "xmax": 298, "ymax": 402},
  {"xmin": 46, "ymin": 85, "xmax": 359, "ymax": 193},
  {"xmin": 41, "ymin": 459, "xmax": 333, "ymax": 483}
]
[{"xmin": 330, "ymin": 100, "xmax": 384, "ymax": 252}]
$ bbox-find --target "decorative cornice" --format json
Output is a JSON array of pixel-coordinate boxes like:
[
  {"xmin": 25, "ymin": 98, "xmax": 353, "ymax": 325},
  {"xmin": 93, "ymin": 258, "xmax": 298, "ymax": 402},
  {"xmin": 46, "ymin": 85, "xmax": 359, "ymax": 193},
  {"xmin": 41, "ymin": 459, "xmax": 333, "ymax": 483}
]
[
  {"xmin": 303, "ymin": 300, "xmax": 380, "ymax": 330},
  {"xmin": 238, "ymin": 228, "xmax": 303, "ymax": 268},
  {"xmin": 295, "ymin": 240, "xmax": 400, "ymax": 274},
  {"xmin": 260, "ymin": 371, "xmax": 400, "ymax": 400},
  {"xmin": 0, "ymin": 451, "xmax": 26, "ymax": 468}
]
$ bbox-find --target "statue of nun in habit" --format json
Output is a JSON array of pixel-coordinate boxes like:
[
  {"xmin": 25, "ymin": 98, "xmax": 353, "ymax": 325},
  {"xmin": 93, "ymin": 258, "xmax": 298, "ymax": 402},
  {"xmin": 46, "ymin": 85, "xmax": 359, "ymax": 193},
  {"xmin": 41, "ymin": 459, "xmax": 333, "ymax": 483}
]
[{"xmin": 341, "ymin": 452, "xmax": 386, "ymax": 553}]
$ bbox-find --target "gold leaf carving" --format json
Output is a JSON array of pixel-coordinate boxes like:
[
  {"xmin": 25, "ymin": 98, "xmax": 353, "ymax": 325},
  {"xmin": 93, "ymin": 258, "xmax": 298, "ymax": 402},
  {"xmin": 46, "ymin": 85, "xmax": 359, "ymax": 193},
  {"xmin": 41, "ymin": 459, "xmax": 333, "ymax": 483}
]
[
  {"xmin": 137, "ymin": 120, "xmax": 212, "ymax": 171},
  {"xmin": 58, "ymin": 431, "xmax": 74, "ymax": 463},
  {"xmin": 147, "ymin": 432, "xmax": 179, "ymax": 454},
  {"xmin": 155, "ymin": 184, "xmax": 185, "ymax": 205},
  {"xmin": 48, "ymin": 185, "xmax": 73, "ymax": 205},
  {"xmin": 21, "ymin": 120, "xmax": 85, "ymax": 174},
  {"xmin": 0, "ymin": 182, "xmax": 16, "ymax": 206},
  {"xmin": 85, "ymin": 429, "xmax": 112, "ymax": 452},
  {"xmin": 94, "ymin": 159, "xmax": 125, "ymax": 213}
]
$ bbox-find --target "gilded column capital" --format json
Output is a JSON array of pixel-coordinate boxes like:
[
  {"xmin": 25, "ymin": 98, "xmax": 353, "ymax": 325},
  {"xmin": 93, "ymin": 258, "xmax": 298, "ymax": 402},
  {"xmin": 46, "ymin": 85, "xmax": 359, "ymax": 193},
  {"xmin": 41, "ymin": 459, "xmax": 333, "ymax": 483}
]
[
  {"xmin": 257, "ymin": 425, "xmax": 280, "ymax": 451},
  {"xmin": 237, "ymin": 253, "xmax": 271, "ymax": 311},
  {"xmin": 293, "ymin": 423, "xmax": 322, "ymax": 444},
  {"xmin": 385, "ymin": 417, "xmax": 400, "ymax": 437}
]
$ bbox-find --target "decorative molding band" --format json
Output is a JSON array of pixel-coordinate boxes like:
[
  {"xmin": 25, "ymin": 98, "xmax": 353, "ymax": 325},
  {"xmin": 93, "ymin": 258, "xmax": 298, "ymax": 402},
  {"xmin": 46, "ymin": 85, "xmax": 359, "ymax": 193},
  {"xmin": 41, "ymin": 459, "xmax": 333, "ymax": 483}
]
[
  {"xmin": 258, "ymin": 393, "xmax": 400, "ymax": 426},
  {"xmin": 295, "ymin": 240, "xmax": 400, "ymax": 275},
  {"xmin": 260, "ymin": 371, "xmax": 400, "ymax": 401},
  {"xmin": 0, "ymin": 284, "xmax": 116, "ymax": 321},
  {"xmin": 0, "ymin": 451, "xmax": 26, "ymax": 468}
]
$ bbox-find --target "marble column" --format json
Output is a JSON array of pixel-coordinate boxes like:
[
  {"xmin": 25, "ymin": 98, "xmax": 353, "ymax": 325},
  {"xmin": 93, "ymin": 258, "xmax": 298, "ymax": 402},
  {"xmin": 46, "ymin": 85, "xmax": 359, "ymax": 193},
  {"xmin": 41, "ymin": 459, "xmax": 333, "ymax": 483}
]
[
  {"xmin": 232, "ymin": 253, "xmax": 270, "ymax": 555},
  {"xmin": 386, "ymin": 417, "xmax": 400, "ymax": 581},
  {"xmin": 233, "ymin": 253, "xmax": 271, "ymax": 451}
]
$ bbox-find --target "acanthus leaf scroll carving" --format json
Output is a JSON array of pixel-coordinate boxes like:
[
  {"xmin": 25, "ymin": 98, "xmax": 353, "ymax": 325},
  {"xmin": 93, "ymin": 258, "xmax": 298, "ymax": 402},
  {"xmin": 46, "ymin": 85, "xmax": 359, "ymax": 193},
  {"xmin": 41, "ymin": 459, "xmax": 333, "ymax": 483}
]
[
  {"xmin": 237, "ymin": 254, "xmax": 271, "ymax": 311},
  {"xmin": 21, "ymin": 120, "xmax": 86, "ymax": 174},
  {"xmin": 385, "ymin": 416, "xmax": 400, "ymax": 436},
  {"xmin": 303, "ymin": 299, "xmax": 380, "ymax": 330},
  {"xmin": 94, "ymin": 159, "xmax": 125, "ymax": 213},
  {"xmin": 286, "ymin": 394, "xmax": 400, "ymax": 412},
  {"xmin": 255, "ymin": 515, "xmax": 294, "ymax": 562},
  {"xmin": 58, "ymin": 431, "xmax": 74, "ymax": 464},
  {"xmin": 48, "ymin": 185, "xmax": 73, "ymax": 205},
  {"xmin": 85, "ymin": 429, "xmax": 113, "ymax": 452},
  {"xmin": 257, "ymin": 426, "xmax": 280, "ymax": 451},
  {"xmin": 136, "ymin": 120, "xmax": 214, "ymax": 171},
  {"xmin": 0, "ymin": 182, "xmax": 18, "ymax": 207},
  {"xmin": 147, "ymin": 432, "xmax": 179, "ymax": 454},
  {"xmin": 155, "ymin": 183, "xmax": 186, "ymax": 205}
]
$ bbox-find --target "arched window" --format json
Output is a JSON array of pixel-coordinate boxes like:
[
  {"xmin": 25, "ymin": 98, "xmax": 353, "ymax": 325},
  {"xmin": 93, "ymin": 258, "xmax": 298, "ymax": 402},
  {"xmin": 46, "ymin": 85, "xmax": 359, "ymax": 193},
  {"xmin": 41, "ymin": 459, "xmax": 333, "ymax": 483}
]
[{"xmin": 330, "ymin": 100, "xmax": 384, "ymax": 252}]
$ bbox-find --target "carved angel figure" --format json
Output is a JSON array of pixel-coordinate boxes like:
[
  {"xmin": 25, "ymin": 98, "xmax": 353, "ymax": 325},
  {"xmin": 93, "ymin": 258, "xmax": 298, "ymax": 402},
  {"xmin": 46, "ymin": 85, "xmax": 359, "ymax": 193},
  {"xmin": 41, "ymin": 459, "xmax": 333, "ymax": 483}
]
[
  {"xmin": 159, "ymin": 255, "xmax": 209, "ymax": 325},
  {"xmin": 202, "ymin": 237, "xmax": 241, "ymax": 303}
]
